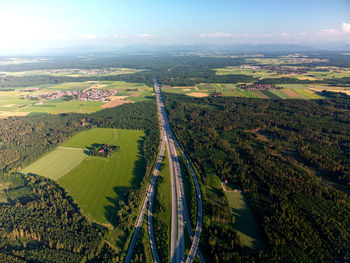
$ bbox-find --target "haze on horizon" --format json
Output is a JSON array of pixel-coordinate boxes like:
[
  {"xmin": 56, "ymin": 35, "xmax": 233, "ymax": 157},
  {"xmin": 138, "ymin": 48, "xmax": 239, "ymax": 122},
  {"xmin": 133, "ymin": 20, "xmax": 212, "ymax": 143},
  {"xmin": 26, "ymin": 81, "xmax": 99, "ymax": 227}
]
[{"xmin": 0, "ymin": 0, "xmax": 350, "ymax": 54}]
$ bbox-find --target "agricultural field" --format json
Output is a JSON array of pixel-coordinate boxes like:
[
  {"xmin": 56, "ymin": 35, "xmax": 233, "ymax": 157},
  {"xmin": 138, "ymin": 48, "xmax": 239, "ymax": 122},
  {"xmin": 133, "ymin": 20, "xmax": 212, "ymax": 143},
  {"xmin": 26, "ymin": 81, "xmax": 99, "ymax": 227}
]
[
  {"xmin": 21, "ymin": 128, "xmax": 146, "ymax": 226},
  {"xmin": 214, "ymin": 66, "xmax": 350, "ymax": 81},
  {"xmin": 1, "ymin": 67, "xmax": 143, "ymax": 77},
  {"xmin": 21, "ymin": 147, "xmax": 87, "ymax": 180},
  {"xmin": 0, "ymin": 80, "xmax": 153, "ymax": 117},
  {"xmin": 163, "ymin": 83, "xmax": 326, "ymax": 99},
  {"xmin": 58, "ymin": 128, "xmax": 145, "ymax": 225},
  {"xmin": 224, "ymin": 187, "xmax": 265, "ymax": 250}
]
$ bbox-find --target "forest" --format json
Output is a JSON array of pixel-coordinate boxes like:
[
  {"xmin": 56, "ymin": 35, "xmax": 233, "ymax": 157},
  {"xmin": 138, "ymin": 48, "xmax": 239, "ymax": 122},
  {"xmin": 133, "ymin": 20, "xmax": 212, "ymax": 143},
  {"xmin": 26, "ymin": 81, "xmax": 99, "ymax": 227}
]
[
  {"xmin": 163, "ymin": 91, "xmax": 350, "ymax": 262},
  {"xmin": 0, "ymin": 100, "xmax": 160, "ymax": 262},
  {"xmin": 1, "ymin": 52, "xmax": 350, "ymax": 88}
]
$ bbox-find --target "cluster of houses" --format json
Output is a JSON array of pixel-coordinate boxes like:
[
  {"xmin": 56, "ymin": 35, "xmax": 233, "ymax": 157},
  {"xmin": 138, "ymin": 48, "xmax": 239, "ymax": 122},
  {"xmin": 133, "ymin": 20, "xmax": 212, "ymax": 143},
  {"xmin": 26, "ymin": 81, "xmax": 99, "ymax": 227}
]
[
  {"xmin": 264, "ymin": 66, "xmax": 308, "ymax": 75},
  {"xmin": 240, "ymin": 84, "xmax": 277, "ymax": 91},
  {"xmin": 25, "ymin": 88, "xmax": 118, "ymax": 103},
  {"xmin": 227, "ymin": 65, "xmax": 261, "ymax": 70},
  {"xmin": 49, "ymin": 68, "xmax": 121, "ymax": 75}
]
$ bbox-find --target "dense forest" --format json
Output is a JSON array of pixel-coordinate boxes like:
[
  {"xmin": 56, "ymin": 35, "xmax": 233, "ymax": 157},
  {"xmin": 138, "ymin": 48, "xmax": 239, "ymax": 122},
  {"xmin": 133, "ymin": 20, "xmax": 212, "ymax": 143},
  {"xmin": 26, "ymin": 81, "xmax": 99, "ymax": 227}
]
[
  {"xmin": 1, "ymin": 52, "xmax": 350, "ymax": 88},
  {"xmin": 0, "ymin": 173, "xmax": 118, "ymax": 262},
  {"xmin": 0, "ymin": 101, "xmax": 158, "ymax": 174},
  {"xmin": 0, "ymin": 100, "xmax": 160, "ymax": 262},
  {"xmin": 163, "ymin": 92, "xmax": 350, "ymax": 262}
]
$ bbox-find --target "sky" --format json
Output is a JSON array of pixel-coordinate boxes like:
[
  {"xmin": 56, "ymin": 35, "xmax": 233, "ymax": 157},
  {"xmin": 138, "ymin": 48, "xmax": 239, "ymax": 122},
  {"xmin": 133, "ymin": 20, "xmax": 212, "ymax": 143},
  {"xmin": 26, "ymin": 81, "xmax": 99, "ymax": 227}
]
[{"xmin": 0, "ymin": 0, "xmax": 349, "ymax": 54}]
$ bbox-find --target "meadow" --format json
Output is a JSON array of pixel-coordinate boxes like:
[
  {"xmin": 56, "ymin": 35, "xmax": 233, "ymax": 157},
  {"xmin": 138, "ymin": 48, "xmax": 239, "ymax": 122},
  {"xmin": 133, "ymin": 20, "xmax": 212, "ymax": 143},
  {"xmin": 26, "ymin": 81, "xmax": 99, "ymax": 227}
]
[
  {"xmin": 224, "ymin": 189, "xmax": 265, "ymax": 250},
  {"xmin": 21, "ymin": 128, "xmax": 146, "ymax": 226},
  {"xmin": 2, "ymin": 67, "xmax": 143, "ymax": 77},
  {"xmin": 214, "ymin": 66, "xmax": 350, "ymax": 81},
  {"xmin": 21, "ymin": 147, "xmax": 87, "ymax": 180},
  {"xmin": 0, "ymin": 80, "xmax": 153, "ymax": 117},
  {"xmin": 162, "ymin": 83, "xmax": 326, "ymax": 100}
]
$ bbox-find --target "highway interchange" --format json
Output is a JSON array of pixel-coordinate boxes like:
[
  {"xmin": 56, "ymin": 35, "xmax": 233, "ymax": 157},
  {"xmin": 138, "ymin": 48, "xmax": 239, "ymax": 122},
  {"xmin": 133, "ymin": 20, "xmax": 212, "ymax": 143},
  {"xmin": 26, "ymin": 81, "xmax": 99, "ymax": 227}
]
[{"xmin": 125, "ymin": 79, "xmax": 204, "ymax": 263}]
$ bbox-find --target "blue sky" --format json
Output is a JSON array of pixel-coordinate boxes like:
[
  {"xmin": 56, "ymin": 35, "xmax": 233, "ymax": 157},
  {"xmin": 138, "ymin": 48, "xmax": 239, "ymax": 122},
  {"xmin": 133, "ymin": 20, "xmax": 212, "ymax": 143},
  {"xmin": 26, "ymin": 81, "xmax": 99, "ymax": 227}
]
[{"xmin": 0, "ymin": 0, "xmax": 349, "ymax": 53}]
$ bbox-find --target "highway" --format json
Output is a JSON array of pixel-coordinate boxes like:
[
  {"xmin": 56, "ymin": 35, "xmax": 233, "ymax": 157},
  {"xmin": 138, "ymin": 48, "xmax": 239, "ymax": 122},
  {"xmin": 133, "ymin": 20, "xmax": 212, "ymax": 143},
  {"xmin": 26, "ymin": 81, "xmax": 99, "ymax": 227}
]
[
  {"xmin": 126, "ymin": 79, "xmax": 204, "ymax": 263},
  {"xmin": 124, "ymin": 86, "xmax": 166, "ymax": 263},
  {"xmin": 155, "ymin": 79, "xmax": 203, "ymax": 263}
]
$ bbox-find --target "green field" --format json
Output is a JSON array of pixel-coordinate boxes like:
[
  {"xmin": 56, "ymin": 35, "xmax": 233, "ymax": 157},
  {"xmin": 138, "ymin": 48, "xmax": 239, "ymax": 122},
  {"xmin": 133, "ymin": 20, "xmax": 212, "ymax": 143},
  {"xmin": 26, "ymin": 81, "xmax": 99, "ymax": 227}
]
[
  {"xmin": 224, "ymin": 190, "xmax": 265, "ymax": 250},
  {"xmin": 22, "ymin": 128, "xmax": 146, "ymax": 225},
  {"xmin": 214, "ymin": 64, "xmax": 349, "ymax": 81},
  {"xmin": 163, "ymin": 83, "xmax": 326, "ymax": 100},
  {"xmin": 58, "ymin": 128, "xmax": 145, "ymax": 225},
  {"xmin": 2, "ymin": 68, "xmax": 143, "ymax": 78},
  {"xmin": 0, "ymin": 81, "xmax": 153, "ymax": 117},
  {"xmin": 22, "ymin": 147, "xmax": 87, "ymax": 180}
]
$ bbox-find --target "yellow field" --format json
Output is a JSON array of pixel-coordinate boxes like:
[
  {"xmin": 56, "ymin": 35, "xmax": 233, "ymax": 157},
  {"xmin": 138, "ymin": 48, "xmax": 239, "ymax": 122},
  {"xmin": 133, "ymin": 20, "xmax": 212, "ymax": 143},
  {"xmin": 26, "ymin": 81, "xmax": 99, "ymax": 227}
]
[{"xmin": 186, "ymin": 92, "xmax": 209, "ymax": 97}]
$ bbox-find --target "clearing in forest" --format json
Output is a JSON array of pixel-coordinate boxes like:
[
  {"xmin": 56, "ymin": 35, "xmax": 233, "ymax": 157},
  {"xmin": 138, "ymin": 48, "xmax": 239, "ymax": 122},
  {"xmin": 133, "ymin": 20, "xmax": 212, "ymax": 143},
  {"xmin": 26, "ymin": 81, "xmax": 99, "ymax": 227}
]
[
  {"xmin": 58, "ymin": 128, "xmax": 146, "ymax": 225},
  {"xmin": 224, "ymin": 187, "xmax": 265, "ymax": 250},
  {"xmin": 22, "ymin": 128, "xmax": 146, "ymax": 226}
]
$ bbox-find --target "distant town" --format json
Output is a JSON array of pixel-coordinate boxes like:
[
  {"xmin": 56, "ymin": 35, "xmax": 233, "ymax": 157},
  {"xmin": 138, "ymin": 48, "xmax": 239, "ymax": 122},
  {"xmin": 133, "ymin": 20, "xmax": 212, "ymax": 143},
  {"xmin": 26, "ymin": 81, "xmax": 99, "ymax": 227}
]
[
  {"xmin": 24, "ymin": 88, "xmax": 118, "ymax": 102},
  {"xmin": 239, "ymin": 84, "xmax": 278, "ymax": 91}
]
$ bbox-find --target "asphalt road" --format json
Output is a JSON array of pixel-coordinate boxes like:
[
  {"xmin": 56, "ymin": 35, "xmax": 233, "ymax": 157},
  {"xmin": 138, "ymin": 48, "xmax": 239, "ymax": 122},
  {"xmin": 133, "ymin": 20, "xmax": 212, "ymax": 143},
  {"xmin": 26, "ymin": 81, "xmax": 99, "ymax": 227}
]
[
  {"xmin": 124, "ymin": 87, "xmax": 166, "ymax": 263},
  {"xmin": 125, "ymin": 80, "xmax": 204, "ymax": 263},
  {"xmin": 156, "ymin": 80, "xmax": 204, "ymax": 263}
]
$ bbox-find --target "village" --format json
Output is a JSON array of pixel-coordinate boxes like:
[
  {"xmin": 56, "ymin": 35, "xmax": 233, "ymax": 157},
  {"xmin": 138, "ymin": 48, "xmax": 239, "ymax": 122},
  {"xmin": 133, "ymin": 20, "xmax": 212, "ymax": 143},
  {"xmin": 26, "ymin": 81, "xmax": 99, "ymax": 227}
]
[
  {"xmin": 25, "ymin": 88, "xmax": 118, "ymax": 102},
  {"xmin": 239, "ymin": 83, "xmax": 278, "ymax": 91},
  {"xmin": 48, "ymin": 68, "xmax": 122, "ymax": 75}
]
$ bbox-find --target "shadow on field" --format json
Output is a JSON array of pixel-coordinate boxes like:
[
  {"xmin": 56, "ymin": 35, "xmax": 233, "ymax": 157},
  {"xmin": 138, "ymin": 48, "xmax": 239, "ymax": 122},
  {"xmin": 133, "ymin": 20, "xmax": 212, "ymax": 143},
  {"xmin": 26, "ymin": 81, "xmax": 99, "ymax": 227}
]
[
  {"xmin": 104, "ymin": 135, "xmax": 146, "ymax": 228},
  {"xmin": 130, "ymin": 136, "xmax": 146, "ymax": 189},
  {"xmin": 104, "ymin": 186, "xmax": 130, "ymax": 227}
]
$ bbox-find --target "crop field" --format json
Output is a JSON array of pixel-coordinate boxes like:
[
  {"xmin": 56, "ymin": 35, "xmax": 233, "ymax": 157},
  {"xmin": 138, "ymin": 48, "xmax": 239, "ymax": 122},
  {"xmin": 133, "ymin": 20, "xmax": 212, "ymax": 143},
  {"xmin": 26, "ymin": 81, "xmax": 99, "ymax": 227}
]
[
  {"xmin": 224, "ymin": 189, "xmax": 265, "ymax": 250},
  {"xmin": 22, "ymin": 128, "xmax": 145, "ymax": 225},
  {"xmin": 58, "ymin": 128, "xmax": 145, "ymax": 225},
  {"xmin": 0, "ymin": 81, "xmax": 153, "ymax": 117},
  {"xmin": 1, "ymin": 67, "xmax": 143, "ymax": 77},
  {"xmin": 22, "ymin": 147, "xmax": 87, "ymax": 180},
  {"xmin": 215, "ymin": 66, "xmax": 350, "ymax": 81},
  {"xmin": 163, "ymin": 83, "xmax": 327, "ymax": 100},
  {"xmin": 18, "ymin": 100, "xmax": 103, "ymax": 114}
]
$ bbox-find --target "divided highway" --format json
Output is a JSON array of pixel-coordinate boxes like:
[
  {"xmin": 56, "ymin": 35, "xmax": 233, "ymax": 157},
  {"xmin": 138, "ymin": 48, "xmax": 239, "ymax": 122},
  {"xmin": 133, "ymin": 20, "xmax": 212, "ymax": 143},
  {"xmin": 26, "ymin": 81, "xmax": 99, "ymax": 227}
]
[
  {"xmin": 125, "ymin": 79, "xmax": 204, "ymax": 263},
  {"xmin": 155, "ymin": 79, "xmax": 204, "ymax": 263}
]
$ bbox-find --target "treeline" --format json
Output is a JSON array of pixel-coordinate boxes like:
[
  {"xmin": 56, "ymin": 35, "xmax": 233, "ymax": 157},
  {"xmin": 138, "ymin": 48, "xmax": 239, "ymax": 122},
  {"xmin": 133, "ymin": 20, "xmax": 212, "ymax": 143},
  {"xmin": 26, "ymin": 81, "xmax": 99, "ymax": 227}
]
[
  {"xmin": 0, "ymin": 100, "xmax": 160, "ymax": 261},
  {"xmin": 1, "ymin": 54, "xmax": 350, "ymax": 88},
  {"xmin": 163, "ymin": 92, "xmax": 350, "ymax": 262},
  {"xmin": 0, "ymin": 101, "xmax": 159, "ymax": 175},
  {"xmin": 0, "ymin": 173, "xmax": 118, "ymax": 262}
]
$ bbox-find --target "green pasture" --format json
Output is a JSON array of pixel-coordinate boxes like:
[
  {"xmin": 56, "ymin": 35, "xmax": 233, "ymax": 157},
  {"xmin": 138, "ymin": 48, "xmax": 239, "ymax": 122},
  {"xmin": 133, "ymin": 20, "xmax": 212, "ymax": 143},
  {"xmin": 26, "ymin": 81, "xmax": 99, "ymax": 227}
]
[
  {"xmin": 225, "ymin": 190, "xmax": 265, "ymax": 250},
  {"xmin": 163, "ymin": 83, "xmax": 328, "ymax": 100},
  {"xmin": 3, "ymin": 68, "xmax": 142, "ymax": 78},
  {"xmin": 0, "ymin": 81, "xmax": 152, "ymax": 117},
  {"xmin": 58, "ymin": 128, "xmax": 146, "ymax": 225},
  {"xmin": 22, "ymin": 148, "xmax": 87, "ymax": 180},
  {"xmin": 17, "ymin": 100, "xmax": 103, "ymax": 114}
]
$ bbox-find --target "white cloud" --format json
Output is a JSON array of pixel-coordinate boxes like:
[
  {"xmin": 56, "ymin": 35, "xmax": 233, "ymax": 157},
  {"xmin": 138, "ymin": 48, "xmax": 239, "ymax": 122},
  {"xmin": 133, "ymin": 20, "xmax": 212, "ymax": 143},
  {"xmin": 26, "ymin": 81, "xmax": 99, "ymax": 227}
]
[
  {"xmin": 199, "ymin": 32, "xmax": 252, "ymax": 38},
  {"xmin": 342, "ymin": 22, "xmax": 350, "ymax": 33},
  {"xmin": 80, "ymin": 34, "xmax": 99, "ymax": 40},
  {"xmin": 112, "ymin": 34, "xmax": 125, "ymax": 39},
  {"xmin": 318, "ymin": 22, "xmax": 350, "ymax": 36},
  {"xmin": 318, "ymin": 28, "xmax": 340, "ymax": 36},
  {"xmin": 280, "ymin": 32, "xmax": 291, "ymax": 37},
  {"xmin": 261, "ymin": 33, "xmax": 273, "ymax": 38},
  {"xmin": 199, "ymin": 32, "xmax": 234, "ymax": 37},
  {"xmin": 137, "ymin": 33, "xmax": 153, "ymax": 38},
  {"xmin": 299, "ymin": 32, "xmax": 307, "ymax": 36}
]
